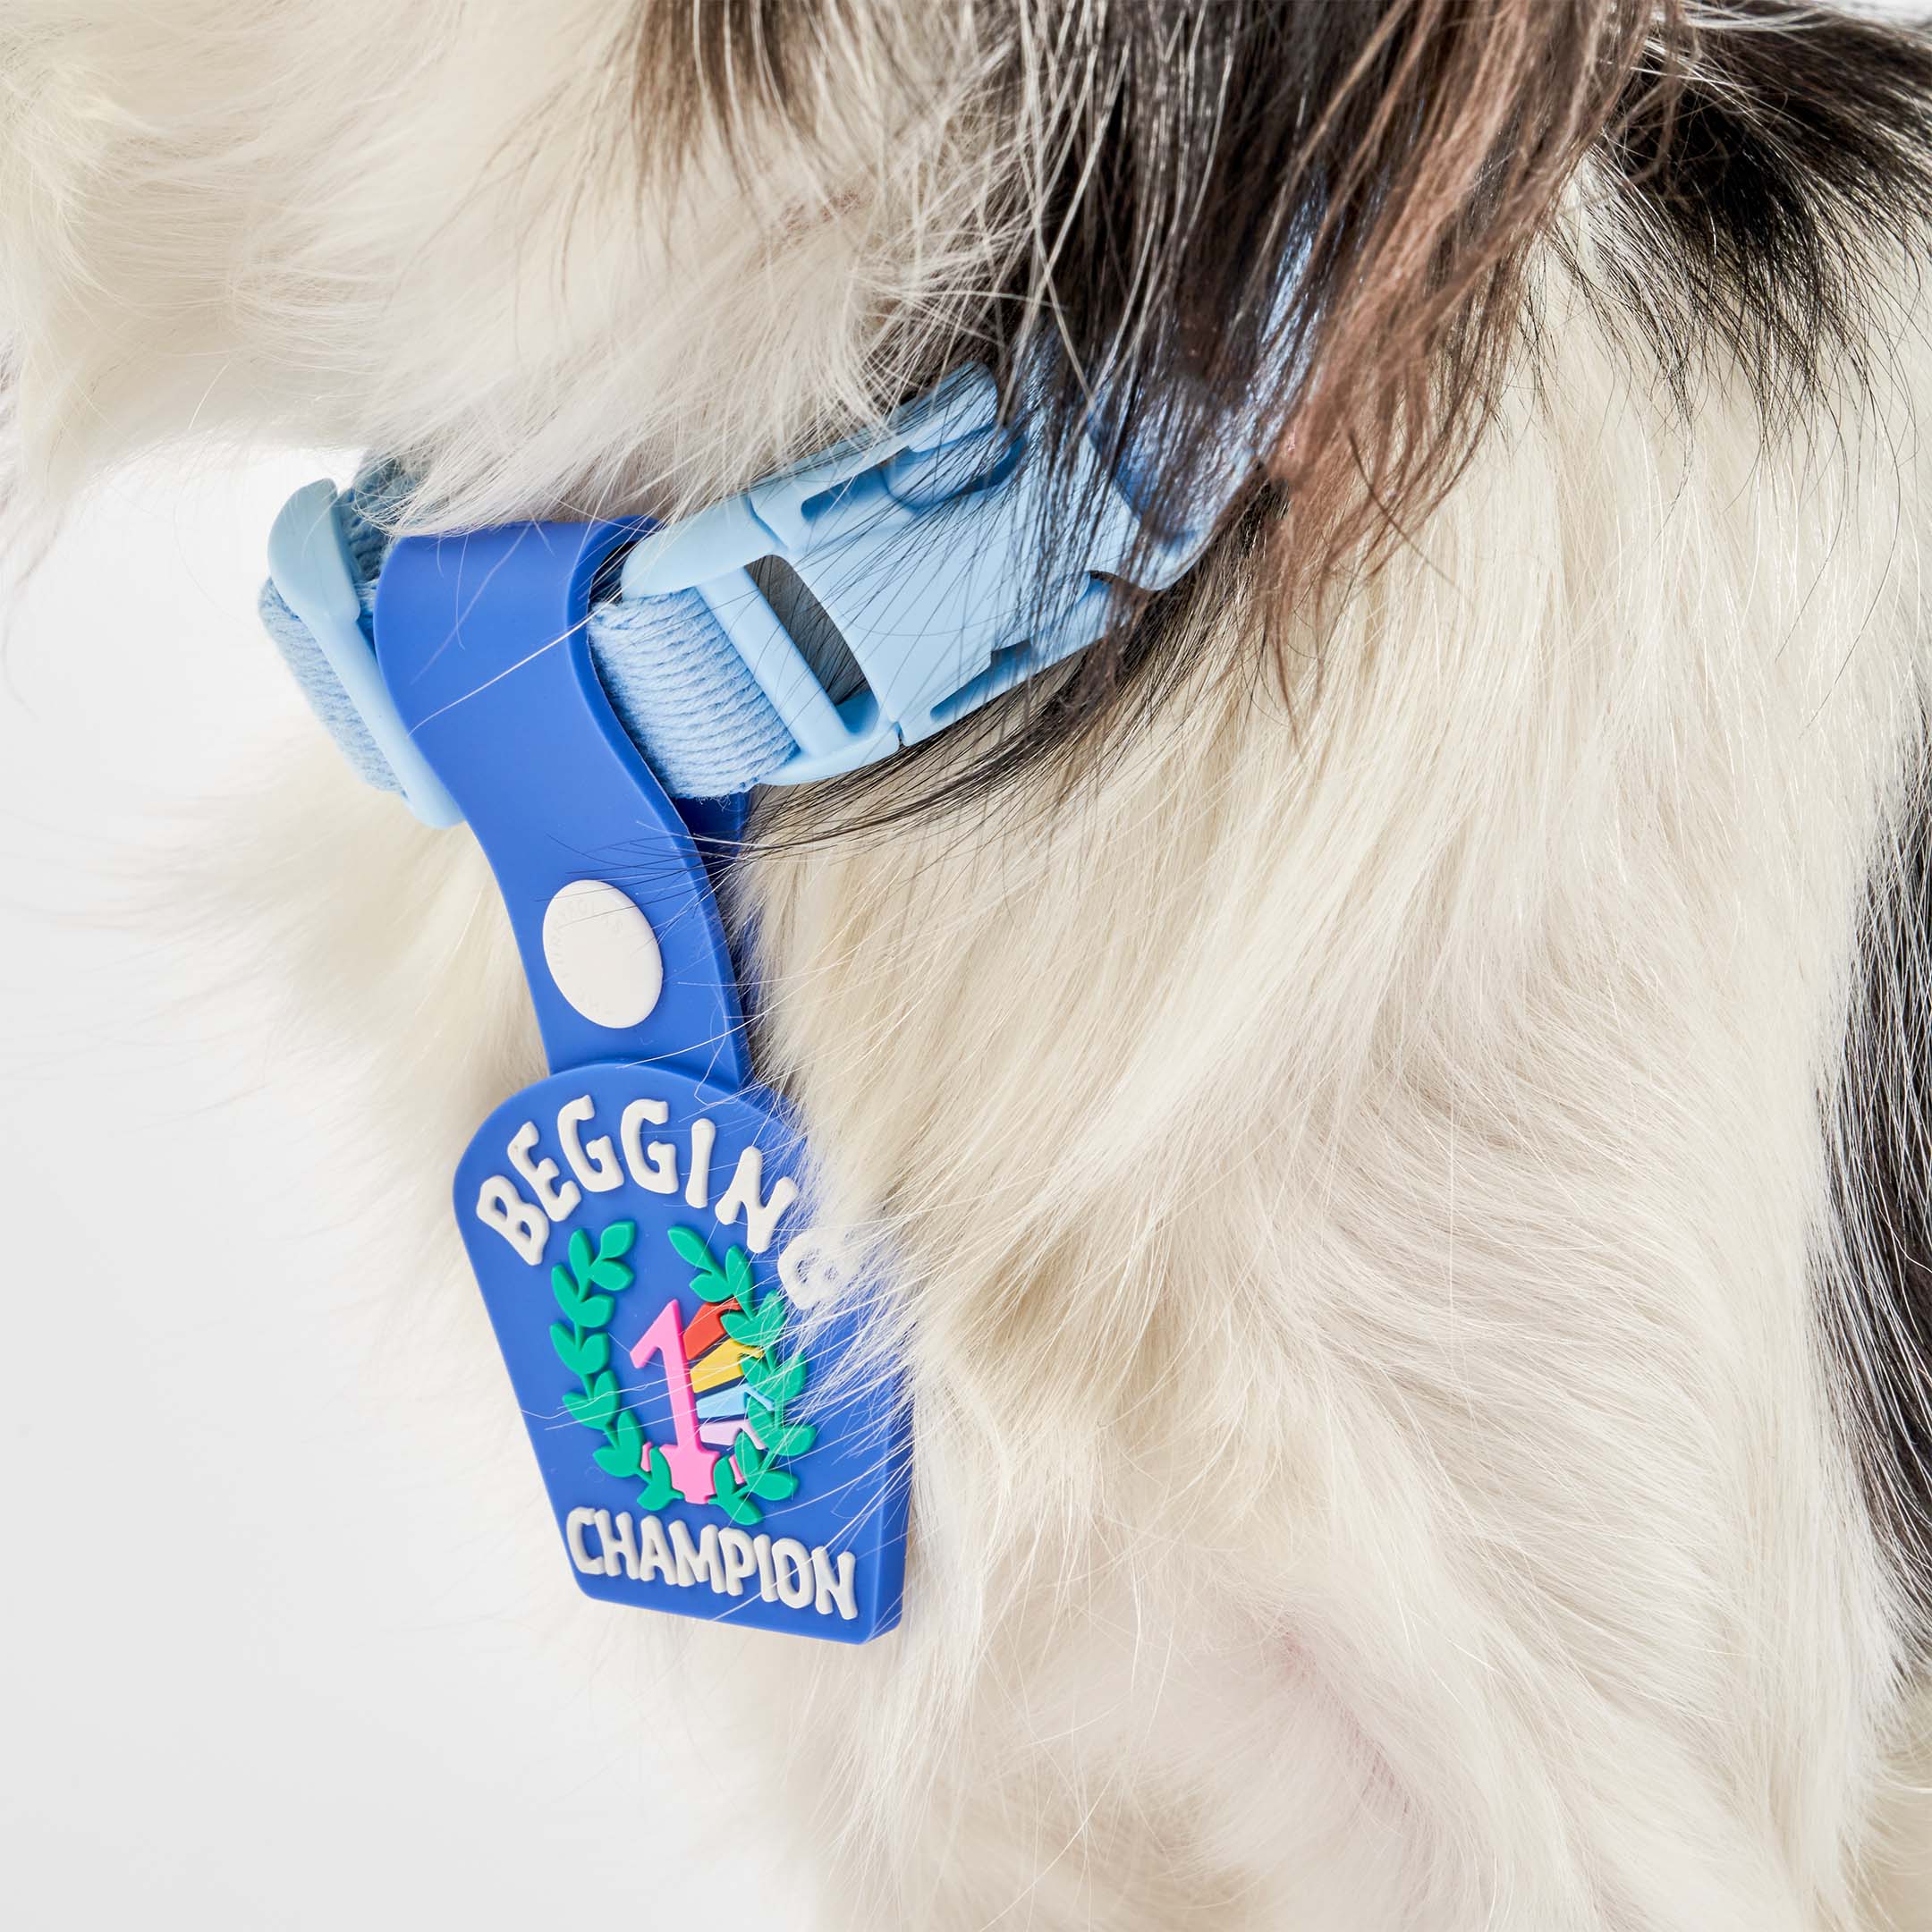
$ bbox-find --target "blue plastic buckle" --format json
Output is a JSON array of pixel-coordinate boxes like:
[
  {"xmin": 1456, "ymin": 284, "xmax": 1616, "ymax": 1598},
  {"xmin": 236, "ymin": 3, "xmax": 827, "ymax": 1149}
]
[
  {"xmin": 620, "ymin": 367, "xmax": 1220, "ymax": 784},
  {"xmin": 266, "ymin": 481, "xmax": 464, "ymax": 826}
]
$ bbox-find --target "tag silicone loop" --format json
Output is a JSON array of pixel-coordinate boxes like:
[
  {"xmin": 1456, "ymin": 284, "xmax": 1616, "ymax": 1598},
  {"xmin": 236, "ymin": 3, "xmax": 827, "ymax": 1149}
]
[
  {"xmin": 373, "ymin": 518, "xmax": 750, "ymax": 1090},
  {"xmin": 368, "ymin": 516, "xmax": 911, "ymax": 1644}
]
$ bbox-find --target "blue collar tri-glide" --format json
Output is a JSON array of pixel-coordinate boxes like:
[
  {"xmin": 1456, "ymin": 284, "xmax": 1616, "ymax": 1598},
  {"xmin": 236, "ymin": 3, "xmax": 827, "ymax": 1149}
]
[{"xmin": 260, "ymin": 364, "xmax": 1259, "ymax": 1641}]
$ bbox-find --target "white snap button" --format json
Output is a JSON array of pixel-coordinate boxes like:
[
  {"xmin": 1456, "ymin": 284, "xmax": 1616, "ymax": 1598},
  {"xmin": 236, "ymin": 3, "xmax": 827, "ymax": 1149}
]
[{"xmin": 540, "ymin": 878, "xmax": 664, "ymax": 1030}]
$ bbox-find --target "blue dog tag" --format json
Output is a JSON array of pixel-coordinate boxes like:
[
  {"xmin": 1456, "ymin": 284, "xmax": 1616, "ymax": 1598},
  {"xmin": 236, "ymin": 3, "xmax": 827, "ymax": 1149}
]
[{"xmin": 373, "ymin": 520, "xmax": 910, "ymax": 1641}]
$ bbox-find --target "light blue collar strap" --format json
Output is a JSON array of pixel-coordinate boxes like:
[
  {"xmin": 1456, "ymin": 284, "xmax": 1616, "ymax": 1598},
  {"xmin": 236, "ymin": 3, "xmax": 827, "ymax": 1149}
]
[{"xmin": 262, "ymin": 364, "xmax": 1257, "ymax": 813}]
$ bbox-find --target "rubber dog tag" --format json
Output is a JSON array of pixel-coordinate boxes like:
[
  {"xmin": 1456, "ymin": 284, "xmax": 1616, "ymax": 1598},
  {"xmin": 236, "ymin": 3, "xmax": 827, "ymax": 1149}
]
[{"xmin": 373, "ymin": 520, "xmax": 909, "ymax": 1641}]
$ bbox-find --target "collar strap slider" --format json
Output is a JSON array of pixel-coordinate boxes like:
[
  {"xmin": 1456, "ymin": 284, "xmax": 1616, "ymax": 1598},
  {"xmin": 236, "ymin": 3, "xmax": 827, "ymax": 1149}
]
[{"xmin": 265, "ymin": 479, "xmax": 464, "ymax": 826}]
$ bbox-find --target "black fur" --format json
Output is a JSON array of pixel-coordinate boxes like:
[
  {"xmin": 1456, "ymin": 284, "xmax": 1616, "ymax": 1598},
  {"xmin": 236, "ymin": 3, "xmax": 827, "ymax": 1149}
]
[
  {"xmin": 1835, "ymin": 775, "xmax": 1932, "ymax": 1635},
  {"xmin": 1604, "ymin": 8, "xmax": 1932, "ymax": 419},
  {"xmin": 642, "ymin": 8, "xmax": 1932, "ymax": 839}
]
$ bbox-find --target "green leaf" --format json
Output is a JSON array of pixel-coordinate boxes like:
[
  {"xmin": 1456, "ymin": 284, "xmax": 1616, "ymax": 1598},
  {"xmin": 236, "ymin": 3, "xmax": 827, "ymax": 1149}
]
[
  {"xmin": 560, "ymin": 1369, "xmax": 619, "ymax": 1428},
  {"xmin": 722, "ymin": 1296, "xmax": 784, "ymax": 1348},
  {"xmin": 550, "ymin": 1323, "xmax": 609, "ymax": 1377},
  {"xmin": 568, "ymin": 1228, "xmax": 594, "ymax": 1284},
  {"xmin": 553, "ymin": 1273, "xmax": 614, "ymax": 1330},
  {"xmin": 635, "ymin": 1445, "xmax": 681, "ymax": 1513},
  {"xmin": 563, "ymin": 1384, "xmax": 619, "ymax": 1428},
  {"xmin": 773, "ymin": 1421, "xmax": 817, "ymax": 1457},
  {"xmin": 587, "ymin": 1257, "xmax": 631, "ymax": 1292},
  {"xmin": 719, "ymin": 1307, "xmax": 771, "ymax": 1348},
  {"xmin": 749, "ymin": 1467, "xmax": 798, "ymax": 1503},
  {"xmin": 766, "ymin": 1355, "xmax": 808, "ymax": 1405},
  {"xmin": 598, "ymin": 1220, "xmax": 637, "ymax": 1260},
  {"xmin": 708, "ymin": 1461, "xmax": 762, "ymax": 1527},
  {"xmin": 724, "ymin": 1246, "xmax": 754, "ymax": 1304},
  {"xmin": 593, "ymin": 1411, "xmax": 643, "ymax": 1479},
  {"xmin": 733, "ymin": 1428, "xmax": 767, "ymax": 1482},
  {"xmin": 667, "ymin": 1224, "xmax": 719, "ymax": 1278}
]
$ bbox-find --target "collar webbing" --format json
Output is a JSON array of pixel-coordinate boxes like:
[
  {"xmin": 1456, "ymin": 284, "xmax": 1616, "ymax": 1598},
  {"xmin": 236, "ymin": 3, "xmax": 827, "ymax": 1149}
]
[{"xmin": 261, "ymin": 364, "xmax": 1259, "ymax": 818}]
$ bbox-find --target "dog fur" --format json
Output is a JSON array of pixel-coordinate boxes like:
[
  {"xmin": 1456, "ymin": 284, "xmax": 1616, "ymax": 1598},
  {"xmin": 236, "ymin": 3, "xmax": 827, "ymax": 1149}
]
[{"xmin": 6, "ymin": 2, "xmax": 1932, "ymax": 1925}]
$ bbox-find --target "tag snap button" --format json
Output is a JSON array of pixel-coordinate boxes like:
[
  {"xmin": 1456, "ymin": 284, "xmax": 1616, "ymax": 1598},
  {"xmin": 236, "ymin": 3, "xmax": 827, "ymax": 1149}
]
[{"xmin": 540, "ymin": 879, "xmax": 664, "ymax": 1030}]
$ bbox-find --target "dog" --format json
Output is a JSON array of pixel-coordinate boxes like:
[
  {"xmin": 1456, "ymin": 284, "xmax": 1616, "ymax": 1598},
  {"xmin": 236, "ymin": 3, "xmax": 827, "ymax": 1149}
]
[{"xmin": 6, "ymin": 1, "xmax": 1932, "ymax": 1924}]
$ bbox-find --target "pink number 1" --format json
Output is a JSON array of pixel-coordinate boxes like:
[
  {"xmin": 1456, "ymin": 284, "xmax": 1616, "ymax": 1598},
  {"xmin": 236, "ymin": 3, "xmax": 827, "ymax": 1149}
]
[{"xmin": 629, "ymin": 1301, "xmax": 720, "ymax": 1504}]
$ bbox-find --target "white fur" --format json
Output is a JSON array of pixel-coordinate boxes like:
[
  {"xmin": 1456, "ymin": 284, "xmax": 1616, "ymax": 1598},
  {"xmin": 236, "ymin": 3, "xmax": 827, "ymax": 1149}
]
[
  {"xmin": 5, "ymin": 4, "xmax": 1932, "ymax": 1925},
  {"xmin": 0, "ymin": 0, "xmax": 992, "ymax": 524},
  {"xmin": 723, "ymin": 249, "xmax": 1932, "ymax": 1926}
]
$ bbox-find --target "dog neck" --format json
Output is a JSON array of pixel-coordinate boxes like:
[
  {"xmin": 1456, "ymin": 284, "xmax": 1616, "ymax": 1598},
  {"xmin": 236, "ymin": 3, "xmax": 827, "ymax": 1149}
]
[{"xmin": 242, "ymin": 357, "xmax": 1269, "ymax": 1642}]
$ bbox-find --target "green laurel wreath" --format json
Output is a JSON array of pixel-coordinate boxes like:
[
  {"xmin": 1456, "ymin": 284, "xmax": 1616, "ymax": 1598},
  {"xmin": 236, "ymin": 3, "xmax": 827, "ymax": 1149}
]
[
  {"xmin": 552, "ymin": 1216, "xmax": 814, "ymax": 1527},
  {"xmin": 550, "ymin": 1220, "xmax": 680, "ymax": 1513},
  {"xmin": 667, "ymin": 1224, "xmax": 817, "ymax": 1527}
]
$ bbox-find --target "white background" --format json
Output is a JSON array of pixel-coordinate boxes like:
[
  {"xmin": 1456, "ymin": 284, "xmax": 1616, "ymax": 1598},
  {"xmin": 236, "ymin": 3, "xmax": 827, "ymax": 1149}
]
[{"xmin": 0, "ymin": 456, "xmax": 768, "ymax": 1928}]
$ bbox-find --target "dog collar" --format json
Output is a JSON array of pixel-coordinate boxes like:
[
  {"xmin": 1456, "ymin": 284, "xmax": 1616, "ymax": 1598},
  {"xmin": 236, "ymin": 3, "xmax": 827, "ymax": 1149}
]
[
  {"xmin": 254, "ymin": 366, "xmax": 1260, "ymax": 1641},
  {"xmin": 261, "ymin": 363, "xmax": 1258, "ymax": 818}
]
